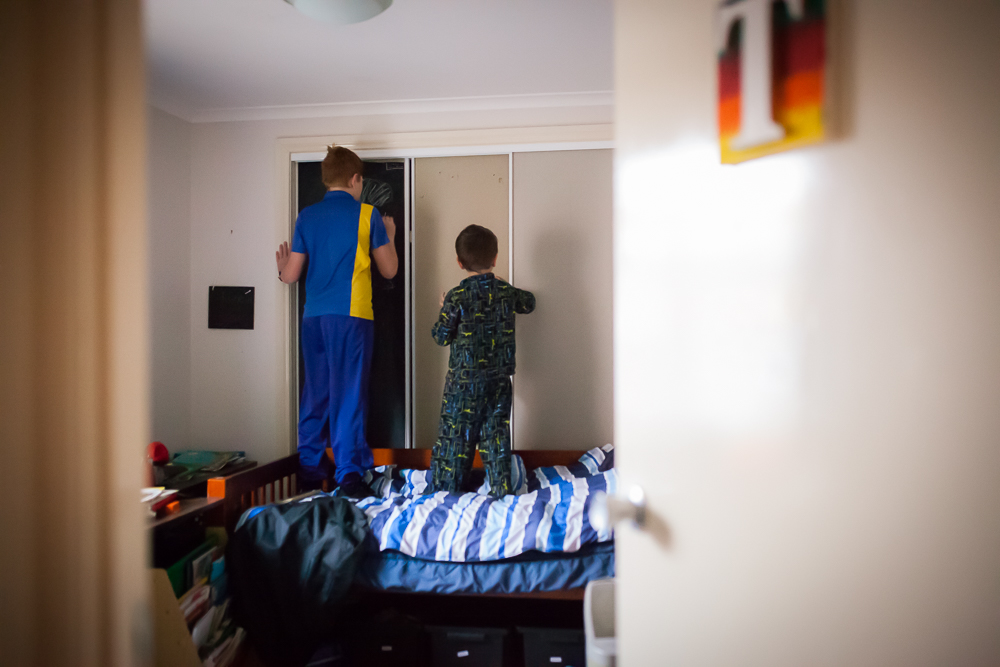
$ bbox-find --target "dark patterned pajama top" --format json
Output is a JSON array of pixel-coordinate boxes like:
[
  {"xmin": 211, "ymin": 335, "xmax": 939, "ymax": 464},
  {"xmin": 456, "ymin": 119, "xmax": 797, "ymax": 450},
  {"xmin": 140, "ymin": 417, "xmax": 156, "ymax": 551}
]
[{"xmin": 431, "ymin": 273, "xmax": 536, "ymax": 376}]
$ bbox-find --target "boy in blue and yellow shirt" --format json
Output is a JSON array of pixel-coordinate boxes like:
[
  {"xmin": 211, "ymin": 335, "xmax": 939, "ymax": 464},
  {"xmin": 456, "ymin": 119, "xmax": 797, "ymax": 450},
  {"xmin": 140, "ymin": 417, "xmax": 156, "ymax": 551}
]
[
  {"xmin": 275, "ymin": 146, "xmax": 397, "ymax": 498},
  {"xmin": 430, "ymin": 225, "xmax": 536, "ymax": 498}
]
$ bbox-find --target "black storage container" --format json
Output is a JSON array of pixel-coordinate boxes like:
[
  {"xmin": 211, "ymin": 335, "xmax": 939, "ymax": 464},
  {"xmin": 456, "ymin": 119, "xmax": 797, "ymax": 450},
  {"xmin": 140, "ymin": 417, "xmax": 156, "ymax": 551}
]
[
  {"xmin": 428, "ymin": 626, "xmax": 508, "ymax": 667},
  {"xmin": 304, "ymin": 642, "xmax": 348, "ymax": 666},
  {"xmin": 518, "ymin": 627, "xmax": 586, "ymax": 667},
  {"xmin": 349, "ymin": 619, "xmax": 429, "ymax": 667}
]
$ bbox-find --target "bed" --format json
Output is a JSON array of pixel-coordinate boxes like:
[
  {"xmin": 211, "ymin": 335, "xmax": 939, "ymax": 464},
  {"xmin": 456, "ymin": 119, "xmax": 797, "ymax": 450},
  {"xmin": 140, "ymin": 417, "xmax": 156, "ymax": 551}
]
[{"xmin": 208, "ymin": 446, "xmax": 615, "ymax": 600}]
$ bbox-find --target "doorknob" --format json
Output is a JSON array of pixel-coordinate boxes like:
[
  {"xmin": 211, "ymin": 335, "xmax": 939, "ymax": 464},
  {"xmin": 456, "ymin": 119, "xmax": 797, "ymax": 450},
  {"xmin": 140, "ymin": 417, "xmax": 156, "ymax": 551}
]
[{"xmin": 590, "ymin": 485, "xmax": 647, "ymax": 532}]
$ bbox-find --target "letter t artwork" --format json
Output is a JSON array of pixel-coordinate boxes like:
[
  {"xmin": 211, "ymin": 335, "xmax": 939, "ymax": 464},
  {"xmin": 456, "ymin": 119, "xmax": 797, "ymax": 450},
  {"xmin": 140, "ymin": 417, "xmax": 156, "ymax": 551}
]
[{"xmin": 717, "ymin": 0, "xmax": 827, "ymax": 164}]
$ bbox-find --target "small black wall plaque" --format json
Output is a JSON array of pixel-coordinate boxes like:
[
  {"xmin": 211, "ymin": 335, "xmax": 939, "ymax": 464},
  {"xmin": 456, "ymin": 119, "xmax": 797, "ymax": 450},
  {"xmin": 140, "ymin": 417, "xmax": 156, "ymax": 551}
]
[{"xmin": 208, "ymin": 286, "xmax": 254, "ymax": 329}]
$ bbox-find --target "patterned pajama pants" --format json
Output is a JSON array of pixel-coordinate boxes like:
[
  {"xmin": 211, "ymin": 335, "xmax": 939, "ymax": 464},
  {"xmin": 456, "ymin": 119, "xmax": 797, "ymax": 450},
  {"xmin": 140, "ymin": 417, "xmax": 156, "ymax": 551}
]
[{"xmin": 430, "ymin": 370, "xmax": 513, "ymax": 498}]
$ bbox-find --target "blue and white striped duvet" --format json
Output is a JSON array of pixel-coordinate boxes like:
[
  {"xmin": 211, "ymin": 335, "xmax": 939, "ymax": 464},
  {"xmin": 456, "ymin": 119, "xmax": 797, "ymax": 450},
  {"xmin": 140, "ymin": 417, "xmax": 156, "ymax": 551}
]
[{"xmin": 355, "ymin": 445, "xmax": 616, "ymax": 563}]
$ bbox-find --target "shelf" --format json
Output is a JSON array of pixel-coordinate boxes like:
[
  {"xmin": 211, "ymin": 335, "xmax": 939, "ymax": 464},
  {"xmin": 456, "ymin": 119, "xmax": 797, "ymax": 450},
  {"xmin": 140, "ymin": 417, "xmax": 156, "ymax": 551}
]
[{"xmin": 149, "ymin": 496, "xmax": 223, "ymax": 530}]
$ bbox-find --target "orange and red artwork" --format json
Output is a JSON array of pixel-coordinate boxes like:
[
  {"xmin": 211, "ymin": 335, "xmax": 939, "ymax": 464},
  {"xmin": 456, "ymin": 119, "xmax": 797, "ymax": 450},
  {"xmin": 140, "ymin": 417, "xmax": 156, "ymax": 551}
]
[{"xmin": 718, "ymin": 0, "xmax": 826, "ymax": 164}]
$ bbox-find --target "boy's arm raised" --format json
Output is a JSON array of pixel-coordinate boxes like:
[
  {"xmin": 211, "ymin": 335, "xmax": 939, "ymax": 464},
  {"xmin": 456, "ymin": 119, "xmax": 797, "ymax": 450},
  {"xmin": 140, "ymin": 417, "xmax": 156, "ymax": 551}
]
[
  {"xmin": 372, "ymin": 215, "xmax": 398, "ymax": 279},
  {"xmin": 514, "ymin": 288, "xmax": 536, "ymax": 314},
  {"xmin": 431, "ymin": 291, "xmax": 460, "ymax": 346},
  {"xmin": 276, "ymin": 242, "xmax": 306, "ymax": 284}
]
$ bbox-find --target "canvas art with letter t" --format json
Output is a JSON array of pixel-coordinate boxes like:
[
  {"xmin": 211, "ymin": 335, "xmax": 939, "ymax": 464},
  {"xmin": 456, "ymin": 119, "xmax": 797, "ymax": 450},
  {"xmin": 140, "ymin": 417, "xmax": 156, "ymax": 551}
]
[{"xmin": 718, "ymin": 0, "xmax": 826, "ymax": 164}]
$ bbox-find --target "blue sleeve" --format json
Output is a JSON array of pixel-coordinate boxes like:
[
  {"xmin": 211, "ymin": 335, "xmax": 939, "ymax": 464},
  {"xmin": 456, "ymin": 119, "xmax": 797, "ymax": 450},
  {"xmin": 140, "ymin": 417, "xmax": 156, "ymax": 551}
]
[
  {"xmin": 291, "ymin": 214, "xmax": 307, "ymax": 254},
  {"xmin": 370, "ymin": 207, "xmax": 390, "ymax": 250}
]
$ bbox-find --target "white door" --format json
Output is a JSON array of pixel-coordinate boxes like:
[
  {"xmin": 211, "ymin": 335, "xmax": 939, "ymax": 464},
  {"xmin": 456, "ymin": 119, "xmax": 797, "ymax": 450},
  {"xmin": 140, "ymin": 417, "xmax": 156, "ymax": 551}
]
[{"xmin": 614, "ymin": 1, "xmax": 1000, "ymax": 664}]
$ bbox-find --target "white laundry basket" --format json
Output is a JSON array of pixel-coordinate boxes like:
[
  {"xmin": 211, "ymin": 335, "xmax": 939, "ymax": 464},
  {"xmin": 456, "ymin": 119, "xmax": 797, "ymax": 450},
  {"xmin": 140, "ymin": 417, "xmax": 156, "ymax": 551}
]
[{"xmin": 584, "ymin": 578, "xmax": 616, "ymax": 667}]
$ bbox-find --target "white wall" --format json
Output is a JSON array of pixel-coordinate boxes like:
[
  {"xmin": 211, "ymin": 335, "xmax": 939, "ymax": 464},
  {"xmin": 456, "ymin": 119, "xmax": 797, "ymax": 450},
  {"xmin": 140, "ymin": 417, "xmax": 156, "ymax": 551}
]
[
  {"xmin": 148, "ymin": 106, "xmax": 192, "ymax": 451},
  {"xmin": 615, "ymin": 1, "xmax": 1000, "ymax": 665},
  {"xmin": 186, "ymin": 105, "xmax": 612, "ymax": 464}
]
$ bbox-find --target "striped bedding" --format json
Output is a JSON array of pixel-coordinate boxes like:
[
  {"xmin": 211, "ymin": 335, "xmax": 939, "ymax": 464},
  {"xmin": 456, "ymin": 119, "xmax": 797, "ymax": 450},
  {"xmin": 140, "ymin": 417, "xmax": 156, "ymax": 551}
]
[{"xmin": 354, "ymin": 445, "xmax": 616, "ymax": 563}]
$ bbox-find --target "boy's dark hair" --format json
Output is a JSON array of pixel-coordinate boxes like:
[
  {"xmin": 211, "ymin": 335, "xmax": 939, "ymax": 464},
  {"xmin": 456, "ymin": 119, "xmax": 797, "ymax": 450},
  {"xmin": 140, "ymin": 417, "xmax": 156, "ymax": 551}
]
[
  {"xmin": 456, "ymin": 224, "xmax": 498, "ymax": 271},
  {"xmin": 321, "ymin": 145, "xmax": 364, "ymax": 188}
]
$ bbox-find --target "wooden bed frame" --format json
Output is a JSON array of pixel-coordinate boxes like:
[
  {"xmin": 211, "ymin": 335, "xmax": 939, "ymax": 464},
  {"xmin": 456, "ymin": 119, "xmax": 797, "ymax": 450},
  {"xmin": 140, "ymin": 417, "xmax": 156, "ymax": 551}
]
[{"xmin": 206, "ymin": 448, "xmax": 592, "ymax": 600}]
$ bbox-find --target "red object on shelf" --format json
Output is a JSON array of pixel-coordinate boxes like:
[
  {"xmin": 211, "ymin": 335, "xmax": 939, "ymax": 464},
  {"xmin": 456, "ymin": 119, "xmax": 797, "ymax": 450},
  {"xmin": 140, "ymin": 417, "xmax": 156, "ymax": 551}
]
[
  {"xmin": 147, "ymin": 441, "xmax": 169, "ymax": 486},
  {"xmin": 148, "ymin": 441, "xmax": 169, "ymax": 464}
]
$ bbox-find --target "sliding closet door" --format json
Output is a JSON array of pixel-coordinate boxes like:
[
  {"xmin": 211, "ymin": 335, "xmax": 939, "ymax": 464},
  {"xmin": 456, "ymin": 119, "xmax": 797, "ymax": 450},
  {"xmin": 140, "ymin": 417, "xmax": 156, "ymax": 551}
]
[
  {"xmin": 512, "ymin": 149, "xmax": 614, "ymax": 450},
  {"xmin": 413, "ymin": 155, "xmax": 510, "ymax": 449},
  {"xmin": 294, "ymin": 160, "xmax": 408, "ymax": 449}
]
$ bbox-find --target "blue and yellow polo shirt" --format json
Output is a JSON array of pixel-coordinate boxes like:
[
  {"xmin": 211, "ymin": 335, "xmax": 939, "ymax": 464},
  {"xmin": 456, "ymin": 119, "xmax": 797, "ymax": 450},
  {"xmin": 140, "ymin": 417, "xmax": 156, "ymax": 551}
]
[{"xmin": 291, "ymin": 190, "xmax": 390, "ymax": 320}]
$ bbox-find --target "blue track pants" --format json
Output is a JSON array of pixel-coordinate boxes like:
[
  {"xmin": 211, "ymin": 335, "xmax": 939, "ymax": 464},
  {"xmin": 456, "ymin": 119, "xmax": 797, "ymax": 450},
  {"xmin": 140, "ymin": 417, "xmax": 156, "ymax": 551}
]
[{"xmin": 299, "ymin": 314, "xmax": 374, "ymax": 483}]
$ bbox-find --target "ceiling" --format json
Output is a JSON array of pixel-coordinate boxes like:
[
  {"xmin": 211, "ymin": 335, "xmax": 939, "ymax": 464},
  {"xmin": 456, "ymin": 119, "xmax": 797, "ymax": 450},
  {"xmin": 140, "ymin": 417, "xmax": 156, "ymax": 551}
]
[{"xmin": 145, "ymin": 0, "xmax": 613, "ymax": 122}]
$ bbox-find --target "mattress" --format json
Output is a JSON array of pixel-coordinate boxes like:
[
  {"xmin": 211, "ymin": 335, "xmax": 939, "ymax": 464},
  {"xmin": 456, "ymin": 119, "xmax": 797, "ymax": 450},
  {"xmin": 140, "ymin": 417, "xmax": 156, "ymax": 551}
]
[{"xmin": 354, "ymin": 540, "xmax": 615, "ymax": 595}]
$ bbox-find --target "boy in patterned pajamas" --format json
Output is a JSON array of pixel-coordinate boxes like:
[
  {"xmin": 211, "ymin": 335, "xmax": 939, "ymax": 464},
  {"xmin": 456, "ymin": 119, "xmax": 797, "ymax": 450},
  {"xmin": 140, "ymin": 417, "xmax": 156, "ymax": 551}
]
[{"xmin": 429, "ymin": 224, "xmax": 535, "ymax": 498}]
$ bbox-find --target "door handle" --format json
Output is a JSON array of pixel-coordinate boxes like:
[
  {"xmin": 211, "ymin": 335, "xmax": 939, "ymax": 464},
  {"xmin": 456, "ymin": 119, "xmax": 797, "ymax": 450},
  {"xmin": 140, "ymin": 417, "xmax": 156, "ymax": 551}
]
[{"xmin": 590, "ymin": 485, "xmax": 647, "ymax": 532}]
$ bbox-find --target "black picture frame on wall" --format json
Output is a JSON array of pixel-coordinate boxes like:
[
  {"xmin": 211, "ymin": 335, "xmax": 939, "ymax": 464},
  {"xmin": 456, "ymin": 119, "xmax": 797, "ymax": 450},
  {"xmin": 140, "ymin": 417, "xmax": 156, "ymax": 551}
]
[{"xmin": 208, "ymin": 286, "xmax": 254, "ymax": 330}]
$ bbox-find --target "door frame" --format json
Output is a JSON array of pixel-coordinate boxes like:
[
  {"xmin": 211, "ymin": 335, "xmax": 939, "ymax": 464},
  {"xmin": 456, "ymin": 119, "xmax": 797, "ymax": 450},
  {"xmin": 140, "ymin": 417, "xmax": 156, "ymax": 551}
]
[{"xmin": 277, "ymin": 126, "xmax": 613, "ymax": 456}]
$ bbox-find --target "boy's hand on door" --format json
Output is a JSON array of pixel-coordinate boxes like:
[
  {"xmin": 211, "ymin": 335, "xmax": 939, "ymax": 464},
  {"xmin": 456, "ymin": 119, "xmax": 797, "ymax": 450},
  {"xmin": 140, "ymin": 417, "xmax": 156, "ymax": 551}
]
[
  {"xmin": 276, "ymin": 241, "xmax": 291, "ymax": 273},
  {"xmin": 383, "ymin": 215, "xmax": 396, "ymax": 240},
  {"xmin": 439, "ymin": 291, "xmax": 447, "ymax": 308}
]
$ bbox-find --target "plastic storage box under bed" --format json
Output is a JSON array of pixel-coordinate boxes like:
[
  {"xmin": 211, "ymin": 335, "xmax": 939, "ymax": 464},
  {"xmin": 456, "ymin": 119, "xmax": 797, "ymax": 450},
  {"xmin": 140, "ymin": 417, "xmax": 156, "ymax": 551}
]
[{"xmin": 428, "ymin": 626, "xmax": 509, "ymax": 667}]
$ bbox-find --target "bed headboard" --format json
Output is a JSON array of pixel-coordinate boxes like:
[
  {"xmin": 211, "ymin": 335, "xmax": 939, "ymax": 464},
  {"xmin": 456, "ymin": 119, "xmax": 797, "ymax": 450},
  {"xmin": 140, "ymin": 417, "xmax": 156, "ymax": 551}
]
[{"xmin": 367, "ymin": 447, "xmax": 588, "ymax": 470}]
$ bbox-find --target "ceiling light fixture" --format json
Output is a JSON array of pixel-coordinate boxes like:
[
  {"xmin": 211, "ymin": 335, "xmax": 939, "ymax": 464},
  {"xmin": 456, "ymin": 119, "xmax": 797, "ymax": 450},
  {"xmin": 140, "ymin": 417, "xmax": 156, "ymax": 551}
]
[{"xmin": 284, "ymin": 0, "xmax": 392, "ymax": 24}]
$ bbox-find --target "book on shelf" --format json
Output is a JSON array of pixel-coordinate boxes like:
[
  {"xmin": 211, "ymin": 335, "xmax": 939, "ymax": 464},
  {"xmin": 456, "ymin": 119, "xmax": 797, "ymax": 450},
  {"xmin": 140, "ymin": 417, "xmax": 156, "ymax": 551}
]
[
  {"xmin": 163, "ymin": 535, "xmax": 245, "ymax": 667},
  {"xmin": 142, "ymin": 487, "xmax": 179, "ymax": 517}
]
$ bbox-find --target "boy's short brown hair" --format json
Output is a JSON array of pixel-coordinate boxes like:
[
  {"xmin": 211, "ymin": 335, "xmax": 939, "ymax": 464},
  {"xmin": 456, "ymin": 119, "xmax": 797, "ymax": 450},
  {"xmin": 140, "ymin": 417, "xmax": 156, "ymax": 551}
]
[
  {"xmin": 456, "ymin": 224, "xmax": 498, "ymax": 272},
  {"xmin": 321, "ymin": 145, "xmax": 364, "ymax": 188}
]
